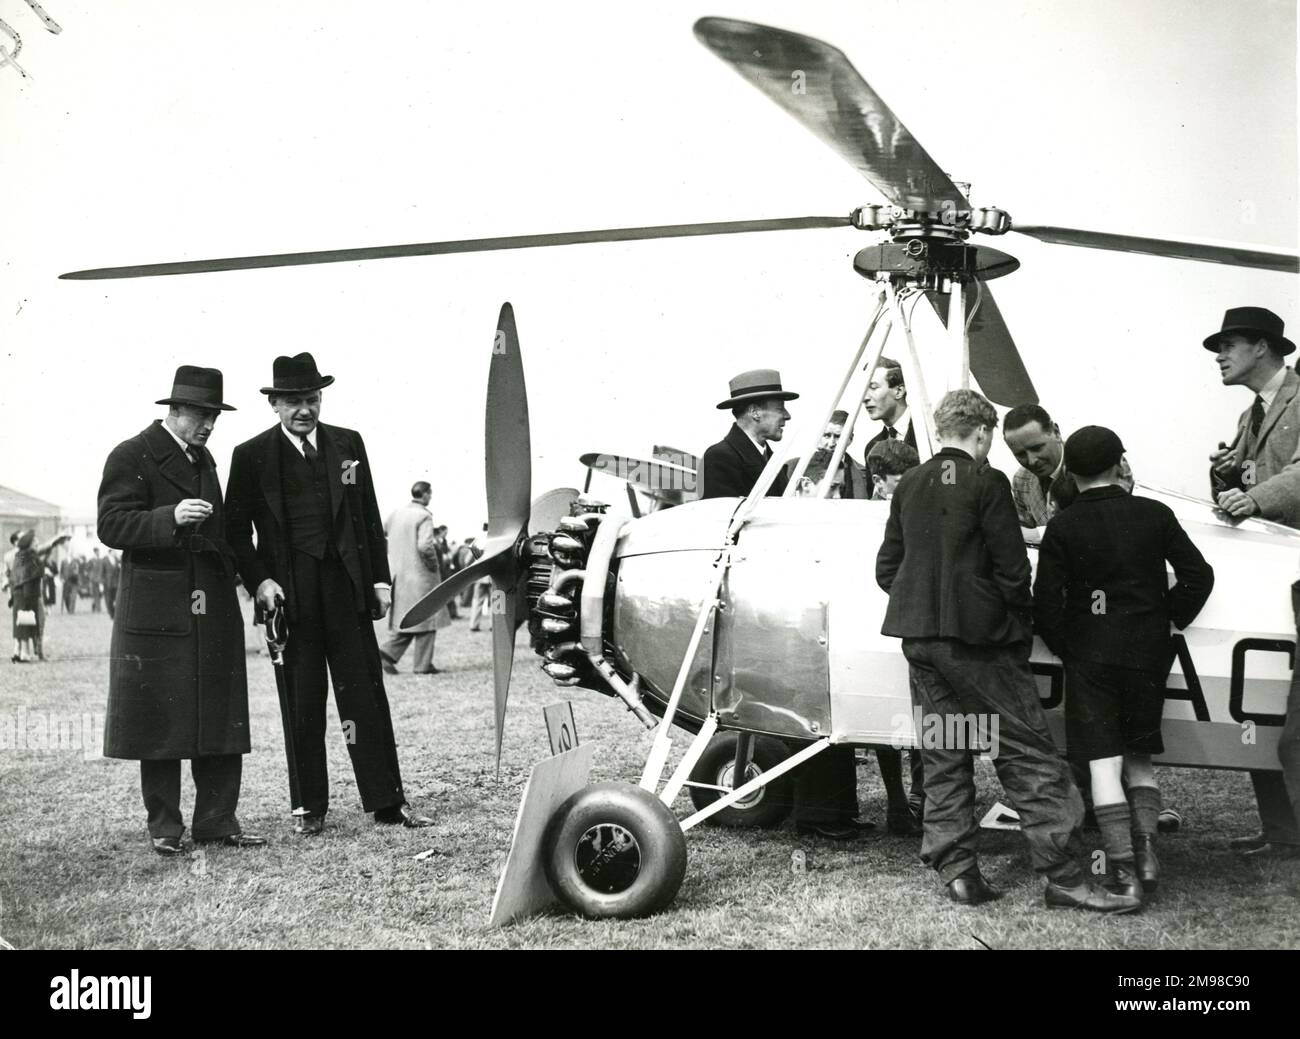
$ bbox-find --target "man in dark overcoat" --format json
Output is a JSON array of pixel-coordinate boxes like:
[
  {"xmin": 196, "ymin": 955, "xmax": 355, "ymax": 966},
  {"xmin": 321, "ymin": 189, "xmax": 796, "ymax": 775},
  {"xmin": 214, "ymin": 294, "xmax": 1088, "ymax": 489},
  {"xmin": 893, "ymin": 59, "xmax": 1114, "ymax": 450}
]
[
  {"xmin": 224, "ymin": 353, "xmax": 432, "ymax": 833},
  {"xmin": 98, "ymin": 366, "xmax": 264, "ymax": 855}
]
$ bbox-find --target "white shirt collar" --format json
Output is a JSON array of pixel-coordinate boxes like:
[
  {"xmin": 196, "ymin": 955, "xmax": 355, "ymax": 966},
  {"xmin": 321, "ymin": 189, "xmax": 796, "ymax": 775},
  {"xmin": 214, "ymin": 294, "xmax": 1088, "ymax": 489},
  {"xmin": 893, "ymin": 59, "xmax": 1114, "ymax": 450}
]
[
  {"xmin": 741, "ymin": 425, "xmax": 769, "ymax": 457},
  {"xmin": 280, "ymin": 423, "xmax": 319, "ymax": 455},
  {"xmin": 161, "ymin": 419, "xmax": 196, "ymax": 460},
  {"xmin": 1259, "ymin": 365, "xmax": 1287, "ymax": 410},
  {"xmin": 879, "ymin": 408, "xmax": 910, "ymax": 439}
]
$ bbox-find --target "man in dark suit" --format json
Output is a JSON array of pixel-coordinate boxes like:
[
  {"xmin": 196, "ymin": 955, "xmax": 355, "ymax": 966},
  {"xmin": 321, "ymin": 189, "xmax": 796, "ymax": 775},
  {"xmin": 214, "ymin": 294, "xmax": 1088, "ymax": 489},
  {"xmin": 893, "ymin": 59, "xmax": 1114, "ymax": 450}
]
[
  {"xmin": 1205, "ymin": 306, "xmax": 1300, "ymax": 859},
  {"xmin": 225, "ymin": 353, "xmax": 432, "ymax": 834},
  {"xmin": 861, "ymin": 356, "xmax": 917, "ymax": 452},
  {"xmin": 98, "ymin": 366, "xmax": 263, "ymax": 855},
  {"xmin": 699, "ymin": 369, "xmax": 795, "ymax": 499},
  {"xmin": 876, "ymin": 389, "xmax": 1139, "ymax": 912},
  {"xmin": 701, "ymin": 370, "xmax": 867, "ymax": 840}
]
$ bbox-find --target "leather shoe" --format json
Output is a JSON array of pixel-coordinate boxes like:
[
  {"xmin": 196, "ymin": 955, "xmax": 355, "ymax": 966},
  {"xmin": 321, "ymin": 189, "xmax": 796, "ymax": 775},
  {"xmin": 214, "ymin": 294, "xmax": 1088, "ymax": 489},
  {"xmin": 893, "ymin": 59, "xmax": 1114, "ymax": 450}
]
[
  {"xmin": 1106, "ymin": 861, "xmax": 1145, "ymax": 901},
  {"xmin": 1229, "ymin": 833, "xmax": 1269, "ymax": 853},
  {"xmin": 1237, "ymin": 841, "xmax": 1300, "ymax": 861},
  {"xmin": 151, "ymin": 835, "xmax": 185, "ymax": 856},
  {"xmin": 887, "ymin": 809, "xmax": 923, "ymax": 836},
  {"xmin": 947, "ymin": 872, "xmax": 1002, "ymax": 905},
  {"xmin": 375, "ymin": 803, "xmax": 433, "ymax": 828},
  {"xmin": 413, "ymin": 666, "xmax": 440, "ymax": 675},
  {"xmin": 294, "ymin": 814, "xmax": 325, "ymax": 835},
  {"xmin": 1133, "ymin": 834, "xmax": 1159, "ymax": 891},
  {"xmin": 1045, "ymin": 876, "xmax": 1142, "ymax": 914},
  {"xmin": 196, "ymin": 832, "xmax": 266, "ymax": 848}
]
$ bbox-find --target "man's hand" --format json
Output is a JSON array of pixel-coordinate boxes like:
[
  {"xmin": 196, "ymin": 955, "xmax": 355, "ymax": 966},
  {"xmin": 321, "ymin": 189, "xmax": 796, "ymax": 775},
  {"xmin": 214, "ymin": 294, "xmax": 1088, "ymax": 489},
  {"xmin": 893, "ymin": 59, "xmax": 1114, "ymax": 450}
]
[
  {"xmin": 372, "ymin": 585, "xmax": 391, "ymax": 620},
  {"xmin": 1217, "ymin": 488, "xmax": 1260, "ymax": 519},
  {"xmin": 256, "ymin": 578, "xmax": 285, "ymax": 614},
  {"xmin": 1209, "ymin": 442, "xmax": 1236, "ymax": 480},
  {"xmin": 174, "ymin": 498, "xmax": 214, "ymax": 527}
]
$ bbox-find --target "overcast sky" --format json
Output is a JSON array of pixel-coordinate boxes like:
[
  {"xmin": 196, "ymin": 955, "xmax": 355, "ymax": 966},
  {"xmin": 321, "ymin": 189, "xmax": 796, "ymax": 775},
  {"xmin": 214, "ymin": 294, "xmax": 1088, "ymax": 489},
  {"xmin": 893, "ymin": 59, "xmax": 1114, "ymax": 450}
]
[{"xmin": 1, "ymin": 0, "xmax": 1296, "ymax": 537}]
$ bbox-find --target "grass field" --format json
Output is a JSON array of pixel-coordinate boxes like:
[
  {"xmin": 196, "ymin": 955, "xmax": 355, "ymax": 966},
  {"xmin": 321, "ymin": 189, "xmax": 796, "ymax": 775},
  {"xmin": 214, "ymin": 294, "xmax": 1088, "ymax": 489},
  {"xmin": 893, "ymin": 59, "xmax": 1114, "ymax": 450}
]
[{"xmin": 2, "ymin": 604, "xmax": 1298, "ymax": 950}]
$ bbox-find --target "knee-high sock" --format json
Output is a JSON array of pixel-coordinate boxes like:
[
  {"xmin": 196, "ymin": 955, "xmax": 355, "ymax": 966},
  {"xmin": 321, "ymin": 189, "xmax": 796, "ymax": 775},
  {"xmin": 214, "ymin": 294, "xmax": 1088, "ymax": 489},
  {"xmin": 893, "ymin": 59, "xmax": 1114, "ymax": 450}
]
[
  {"xmin": 1129, "ymin": 784, "xmax": 1161, "ymax": 837},
  {"xmin": 1095, "ymin": 800, "xmax": 1135, "ymax": 865}
]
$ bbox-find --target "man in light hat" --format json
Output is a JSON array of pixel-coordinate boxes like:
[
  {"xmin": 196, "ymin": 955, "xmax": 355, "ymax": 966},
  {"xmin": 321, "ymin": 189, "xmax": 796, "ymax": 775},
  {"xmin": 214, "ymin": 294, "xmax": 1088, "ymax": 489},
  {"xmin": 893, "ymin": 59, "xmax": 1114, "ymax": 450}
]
[
  {"xmin": 1205, "ymin": 307, "xmax": 1300, "ymax": 860},
  {"xmin": 701, "ymin": 370, "xmax": 868, "ymax": 839},
  {"xmin": 700, "ymin": 369, "xmax": 798, "ymax": 499},
  {"xmin": 225, "ymin": 353, "xmax": 433, "ymax": 834},
  {"xmin": 97, "ymin": 366, "xmax": 264, "ymax": 855}
]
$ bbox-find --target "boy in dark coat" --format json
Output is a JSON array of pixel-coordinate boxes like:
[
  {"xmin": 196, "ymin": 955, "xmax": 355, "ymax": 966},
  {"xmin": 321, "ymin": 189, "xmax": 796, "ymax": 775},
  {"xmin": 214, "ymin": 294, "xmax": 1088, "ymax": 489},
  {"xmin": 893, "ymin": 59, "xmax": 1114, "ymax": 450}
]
[{"xmin": 1033, "ymin": 426, "xmax": 1214, "ymax": 900}]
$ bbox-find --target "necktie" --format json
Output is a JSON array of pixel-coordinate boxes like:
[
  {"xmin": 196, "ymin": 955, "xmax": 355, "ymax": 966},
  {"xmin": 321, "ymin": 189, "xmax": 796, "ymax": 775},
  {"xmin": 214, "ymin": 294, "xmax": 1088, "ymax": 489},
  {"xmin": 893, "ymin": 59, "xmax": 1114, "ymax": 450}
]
[
  {"xmin": 1250, "ymin": 395, "xmax": 1265, "ymax": 438},
  {"xmin": 885, "ymin": 426, "xmax": 898, "ymax": 439},
  {"xmin": 301, "ymin": 435, "xmax": 319, "ymax": 464}
]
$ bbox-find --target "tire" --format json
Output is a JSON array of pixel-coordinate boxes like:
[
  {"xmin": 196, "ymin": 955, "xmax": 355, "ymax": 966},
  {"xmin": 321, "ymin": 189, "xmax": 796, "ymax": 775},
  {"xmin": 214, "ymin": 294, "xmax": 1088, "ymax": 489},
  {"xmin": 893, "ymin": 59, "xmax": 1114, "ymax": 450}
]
[
  {"xmin": 686, "ymin": 732, "xmax": 794, "ymax": 829},
  {"xmin": 542, "ymin": 782, "xmax": 687, "ymax": 919}
]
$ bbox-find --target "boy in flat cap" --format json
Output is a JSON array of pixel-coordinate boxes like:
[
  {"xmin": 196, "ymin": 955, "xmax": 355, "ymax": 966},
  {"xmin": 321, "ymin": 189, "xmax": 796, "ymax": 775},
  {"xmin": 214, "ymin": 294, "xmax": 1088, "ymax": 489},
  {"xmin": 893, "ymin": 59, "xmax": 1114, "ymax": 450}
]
[{"xmin": 1034, "ymin": 426, "xmax": 1214, "ymax": 901}]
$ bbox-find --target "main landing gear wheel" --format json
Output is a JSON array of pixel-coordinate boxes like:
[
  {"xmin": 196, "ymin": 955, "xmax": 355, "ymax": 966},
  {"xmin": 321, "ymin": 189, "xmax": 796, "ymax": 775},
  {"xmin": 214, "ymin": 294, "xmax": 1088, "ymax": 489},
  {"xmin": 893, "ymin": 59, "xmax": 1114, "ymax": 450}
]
[
  {"xmin": 687, "ymin": 732, "xmax": 794, "ymax": 829},
  {"xmin": 542, "ymin": 782, "xmax": 687, "ymax": 919}
]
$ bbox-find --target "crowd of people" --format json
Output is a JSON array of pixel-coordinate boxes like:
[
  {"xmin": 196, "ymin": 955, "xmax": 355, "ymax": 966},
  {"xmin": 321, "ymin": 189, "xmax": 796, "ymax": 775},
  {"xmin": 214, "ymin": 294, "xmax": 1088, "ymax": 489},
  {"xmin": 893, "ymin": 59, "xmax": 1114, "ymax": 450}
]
[
  {"xmin": 699, "ymin": 304, "xmax": 1299, "ymax": 915},
  {"xmin": 12, "ymin": 303, "xmax": 1295, "ymax": 926}
]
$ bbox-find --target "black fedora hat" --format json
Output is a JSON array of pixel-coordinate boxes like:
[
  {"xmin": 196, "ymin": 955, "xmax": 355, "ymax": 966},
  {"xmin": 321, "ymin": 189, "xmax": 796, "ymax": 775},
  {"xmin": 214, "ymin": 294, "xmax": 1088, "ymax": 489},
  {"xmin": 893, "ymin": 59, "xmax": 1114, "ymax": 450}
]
[
  {"xmin": 155, "ymin": 365, "xmax": 236, "ymax": 411},
  {"xmin": 1202, "ymin": 307, "xmax": 1295, "ymax": 356},
  {"xmin": 716, "ymin": 368, "xmax": 800, "ymax": 410},
  {"xmin": 260, "ymin": 352, "xmax": 335, "ymax": 395}
]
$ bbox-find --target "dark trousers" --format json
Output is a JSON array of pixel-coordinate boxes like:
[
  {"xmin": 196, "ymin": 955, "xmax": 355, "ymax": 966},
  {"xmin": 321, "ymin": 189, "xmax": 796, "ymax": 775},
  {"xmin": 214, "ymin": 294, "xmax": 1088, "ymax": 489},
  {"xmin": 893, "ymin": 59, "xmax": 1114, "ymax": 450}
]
[
  {"xmin": 902, "ymin": 637, "xmax": 1085, "ymax": 884},
  {"xmin": 874, "ymin": 746, "xmax": 925, "ymax": 813},
  {"xmin": 791, "ymin": 744, "xmax": 859, "ymax": 825},
  {"xmin": 140, "ymin": 755, "xmax": 242, "ymax": 839},
  {"xmin": 61, "ymin": 582, "xmax": 77, "ymax": 613},
  {"xmin": 285, "ymin": 550, "xmax": 405, "ymax": 817},
  {"xmin": 1248, "ymin": 582, "xmax": 1300, "ymax": 844}
]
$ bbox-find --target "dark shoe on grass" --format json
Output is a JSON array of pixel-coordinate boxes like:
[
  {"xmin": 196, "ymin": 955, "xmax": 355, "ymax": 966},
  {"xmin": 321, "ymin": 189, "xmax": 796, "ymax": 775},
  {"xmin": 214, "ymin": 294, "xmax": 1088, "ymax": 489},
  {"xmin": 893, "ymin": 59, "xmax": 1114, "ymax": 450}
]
[
  {"xmin": 947, "ymin": 871, "xmax": 1002, "ymax": 906},
  {"xmin": 375, "ymin": 803, "xmax": 433, "ymax": 828},
  {"xmin": 796, "ymin": 821, "xmax": 868, "ymax": 841},
  {"xmin": 196, "ymin": 833, "xmax": 267, "ymax": 848},
  {"xmin": 1237, "ymin": 842, "xmax": 1300, "ymax": 861},
  {"xmin": 1045, "ymin": 876, "xmax": 1142, "ymax": 914},
  {"xmin": 151, "ymin": 835, "xmax": 185, "ymax": 856},
  {"xmin": 294, "ymin": 814, "xmax": 325, "ymax": 836}
]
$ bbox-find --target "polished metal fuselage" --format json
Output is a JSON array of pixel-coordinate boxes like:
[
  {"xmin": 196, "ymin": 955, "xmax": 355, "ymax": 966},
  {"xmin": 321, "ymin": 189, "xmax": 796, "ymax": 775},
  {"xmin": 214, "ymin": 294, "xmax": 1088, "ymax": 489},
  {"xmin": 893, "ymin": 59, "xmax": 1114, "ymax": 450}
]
[{"xmin": 606, "ymin": 488, "xmax": 1297, "ymax": 770}]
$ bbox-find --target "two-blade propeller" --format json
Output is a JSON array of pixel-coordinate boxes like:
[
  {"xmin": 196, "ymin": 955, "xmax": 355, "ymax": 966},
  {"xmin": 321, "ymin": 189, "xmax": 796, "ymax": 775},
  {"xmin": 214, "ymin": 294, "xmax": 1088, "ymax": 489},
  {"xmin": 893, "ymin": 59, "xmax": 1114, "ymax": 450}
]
[{"xmin": 399, "ymin": 303, "xmax": 534, "ymax": 767}]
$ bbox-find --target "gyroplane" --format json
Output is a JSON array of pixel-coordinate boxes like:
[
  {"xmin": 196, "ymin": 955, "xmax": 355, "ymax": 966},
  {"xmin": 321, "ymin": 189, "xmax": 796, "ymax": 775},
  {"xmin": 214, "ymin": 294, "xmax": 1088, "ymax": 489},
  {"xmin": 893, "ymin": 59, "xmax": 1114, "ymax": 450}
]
[{"xmin": 61, "ymin": 17, "xmax": 1299, "ymax": 920}]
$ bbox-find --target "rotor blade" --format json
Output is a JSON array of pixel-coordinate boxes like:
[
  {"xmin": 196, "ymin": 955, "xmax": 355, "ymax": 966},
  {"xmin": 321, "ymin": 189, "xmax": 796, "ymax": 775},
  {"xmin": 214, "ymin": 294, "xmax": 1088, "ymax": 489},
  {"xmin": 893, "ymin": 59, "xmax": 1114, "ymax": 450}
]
[
  {"xmin": 1013, "ymin": 225, "xmax": 1299, "ymax": 273},
  {"xmin": 58, "ymin": 215, "xmax": 852, "ymax": 280},
  {"xmin": 399, "ymin": 535, "xmax": 518, "ymax": 629},
  {"xmin": 694, "ymin": 17, "xmax": 968, "ymax": 211},
  {"xmin": 925, "ymin": 284, "xmax": 1037, "ymax": 406},
  {"xmin": 529, "ymin": 487, "xmax": 581, "ymax": 535},
  {"xmin": 487, "ymin": 303, "xmax": 531, "ymax": 537}
]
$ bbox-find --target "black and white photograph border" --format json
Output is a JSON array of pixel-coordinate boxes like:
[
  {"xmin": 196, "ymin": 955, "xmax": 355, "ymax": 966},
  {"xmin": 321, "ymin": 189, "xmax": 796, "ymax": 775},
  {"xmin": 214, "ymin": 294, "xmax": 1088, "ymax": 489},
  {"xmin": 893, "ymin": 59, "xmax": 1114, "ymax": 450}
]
[{"xmin": 1, "ymin": 0, "xmax": 1298, "ymax": 954}]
